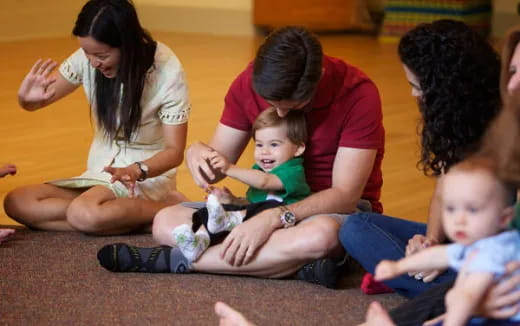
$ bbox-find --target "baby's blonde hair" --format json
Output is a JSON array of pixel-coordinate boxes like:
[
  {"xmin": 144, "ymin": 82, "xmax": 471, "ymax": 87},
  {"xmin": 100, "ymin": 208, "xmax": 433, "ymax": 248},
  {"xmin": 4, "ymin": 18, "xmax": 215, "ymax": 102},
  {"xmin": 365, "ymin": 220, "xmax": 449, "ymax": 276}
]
[{"xmin": 448, "ymin": 155, "xmax": 513, "ymax": 206}]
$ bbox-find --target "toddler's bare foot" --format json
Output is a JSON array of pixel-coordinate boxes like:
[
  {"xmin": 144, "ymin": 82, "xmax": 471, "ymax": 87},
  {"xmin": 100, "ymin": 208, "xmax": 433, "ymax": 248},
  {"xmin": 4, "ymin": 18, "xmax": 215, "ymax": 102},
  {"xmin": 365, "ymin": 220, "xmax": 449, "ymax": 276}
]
[
  {"xmin": 215, "ymin": 301, "xmax": 256, "ymax": 326},
  {"xmin": 208, "ymin": 186, "xmax": 235, "ymax": 204},
  {"xmin": 360, "ymin": 301, "xmax": 395, "ymax": 326}
]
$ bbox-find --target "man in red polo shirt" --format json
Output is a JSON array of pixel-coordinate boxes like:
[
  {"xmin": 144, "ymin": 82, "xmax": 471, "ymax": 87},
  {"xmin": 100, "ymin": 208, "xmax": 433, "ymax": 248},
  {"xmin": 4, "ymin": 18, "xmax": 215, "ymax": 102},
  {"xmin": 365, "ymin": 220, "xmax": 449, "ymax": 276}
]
[{"xmin": 98, "ymin": 26, "xmax": 385, "ymax": 288}]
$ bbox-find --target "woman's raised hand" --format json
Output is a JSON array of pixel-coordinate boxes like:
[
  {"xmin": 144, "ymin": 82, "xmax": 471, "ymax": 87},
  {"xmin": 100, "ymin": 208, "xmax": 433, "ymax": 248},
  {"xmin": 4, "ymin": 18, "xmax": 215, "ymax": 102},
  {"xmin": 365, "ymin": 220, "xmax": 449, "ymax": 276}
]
[{"xmin": 18, "ymin": 59, "xmax": 58, "ymax": 110}]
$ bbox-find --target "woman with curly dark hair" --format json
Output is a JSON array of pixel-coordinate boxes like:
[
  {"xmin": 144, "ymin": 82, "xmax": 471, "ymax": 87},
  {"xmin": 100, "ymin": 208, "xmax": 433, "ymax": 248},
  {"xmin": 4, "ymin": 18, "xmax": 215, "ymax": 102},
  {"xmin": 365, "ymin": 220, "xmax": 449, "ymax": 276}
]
[{"xmin": 339, "ymin": 19, "xmax": 502, "ymax": 299}]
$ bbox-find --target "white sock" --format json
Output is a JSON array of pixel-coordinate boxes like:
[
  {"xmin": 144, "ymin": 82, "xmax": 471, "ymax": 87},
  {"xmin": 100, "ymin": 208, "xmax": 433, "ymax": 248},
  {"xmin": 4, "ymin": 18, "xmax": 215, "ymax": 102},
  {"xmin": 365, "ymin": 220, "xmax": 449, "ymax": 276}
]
[
  {"xmin": 206, "ymin": 194, "xmax": 244, "ymax": 233},
  {"xmin": 172, "ymin": 224, "xmax": 210, "ymax": 263}
]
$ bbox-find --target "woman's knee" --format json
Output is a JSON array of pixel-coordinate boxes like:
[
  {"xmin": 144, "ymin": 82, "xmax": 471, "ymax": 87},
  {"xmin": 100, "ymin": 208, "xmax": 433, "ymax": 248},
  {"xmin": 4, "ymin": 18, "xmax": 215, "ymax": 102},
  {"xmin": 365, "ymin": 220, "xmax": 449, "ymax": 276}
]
[
  {"xmin": 4, "ymin": 186, "xmax": 34, "ymax": 223},
  {"xmin": 339, "ymin": 212, "xmax": 372, "ymax": 250},
  {"xmin": 66, "ymin": 198, "xmax": 105, "ymax": 233}
]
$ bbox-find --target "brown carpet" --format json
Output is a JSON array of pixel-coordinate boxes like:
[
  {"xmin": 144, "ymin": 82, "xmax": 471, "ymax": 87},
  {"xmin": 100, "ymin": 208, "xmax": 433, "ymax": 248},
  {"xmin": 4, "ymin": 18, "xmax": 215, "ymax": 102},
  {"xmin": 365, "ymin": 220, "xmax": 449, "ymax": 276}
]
[{"xmin": 0, "ymin": 226, "xmax": 406, "ymax": 325}]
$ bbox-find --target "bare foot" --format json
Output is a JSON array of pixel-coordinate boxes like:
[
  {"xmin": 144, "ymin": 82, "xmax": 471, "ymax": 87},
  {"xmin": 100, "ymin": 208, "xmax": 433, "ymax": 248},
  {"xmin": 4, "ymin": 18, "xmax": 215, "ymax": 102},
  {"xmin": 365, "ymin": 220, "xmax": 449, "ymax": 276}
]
[
  {"xmin": 0, "ymin": 228, "xmax": 15, "ymax": 244},
  {"xmin": 208, "ymin": 186, "xmax": 249, "ymax": 206},
  {"xmin": 215, "ymin": 301, "xmax": 255, "ymax": 326},
  {"xmin": 208, "ymin": 186, "xmax": 235, "ymax": 204},
  {"xmin": 360, "ymin": 301, "xmax": 395, "ymax": 326}
]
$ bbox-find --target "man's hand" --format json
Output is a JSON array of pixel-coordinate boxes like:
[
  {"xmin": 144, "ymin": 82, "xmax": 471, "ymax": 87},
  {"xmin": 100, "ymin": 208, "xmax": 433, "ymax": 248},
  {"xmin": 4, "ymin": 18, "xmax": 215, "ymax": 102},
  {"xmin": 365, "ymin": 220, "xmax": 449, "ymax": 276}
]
[
  {"xmin": 186, "ymin": 142, "xmax": 220, "ymax": 189},
  {"xmin": 477, "ymin": 261, "xmax": 520, "ymax": 318},
  {"xmin": 220, "ymin": 208, "xmax": 279, "ymax": 266},
  {"xmin": 405, "ymin": 234, "xmax": 444, "ymax": 282}
]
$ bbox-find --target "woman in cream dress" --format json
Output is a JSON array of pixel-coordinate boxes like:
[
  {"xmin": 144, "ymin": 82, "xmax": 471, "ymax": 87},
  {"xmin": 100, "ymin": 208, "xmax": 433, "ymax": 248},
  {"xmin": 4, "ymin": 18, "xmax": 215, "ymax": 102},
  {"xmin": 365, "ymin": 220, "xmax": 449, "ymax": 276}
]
[{"xmin": 4, "ymin": 0, "xmax": 190, "ymax": 235}]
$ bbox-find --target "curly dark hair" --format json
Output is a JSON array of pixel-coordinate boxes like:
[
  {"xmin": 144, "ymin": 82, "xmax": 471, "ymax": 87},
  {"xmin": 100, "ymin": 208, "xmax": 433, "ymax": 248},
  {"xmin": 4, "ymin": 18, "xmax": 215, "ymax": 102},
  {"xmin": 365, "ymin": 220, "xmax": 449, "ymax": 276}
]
[{"xmin": 398, "ymin": 19, "xmax": 501, "ymax": 176}]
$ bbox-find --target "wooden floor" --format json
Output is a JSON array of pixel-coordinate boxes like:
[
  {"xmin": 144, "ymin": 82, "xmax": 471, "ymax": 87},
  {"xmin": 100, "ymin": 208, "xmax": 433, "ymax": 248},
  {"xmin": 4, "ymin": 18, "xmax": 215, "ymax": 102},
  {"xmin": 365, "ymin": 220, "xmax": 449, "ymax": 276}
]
[{"xmin": 0, "ymin": 31, "xmax": 435, "ymax": 226}]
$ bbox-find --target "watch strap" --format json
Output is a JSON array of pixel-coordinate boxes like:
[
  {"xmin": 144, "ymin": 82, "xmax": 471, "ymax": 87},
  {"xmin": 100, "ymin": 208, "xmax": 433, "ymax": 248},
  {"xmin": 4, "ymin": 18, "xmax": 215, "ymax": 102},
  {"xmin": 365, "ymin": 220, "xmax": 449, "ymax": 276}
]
[
  {"xmin": 279, "ymin": 205, "xmax": 296, "ymax": 228},
  {"xmin": 135, "ymin": 161, "xmax": 148, "ymax": 181}
]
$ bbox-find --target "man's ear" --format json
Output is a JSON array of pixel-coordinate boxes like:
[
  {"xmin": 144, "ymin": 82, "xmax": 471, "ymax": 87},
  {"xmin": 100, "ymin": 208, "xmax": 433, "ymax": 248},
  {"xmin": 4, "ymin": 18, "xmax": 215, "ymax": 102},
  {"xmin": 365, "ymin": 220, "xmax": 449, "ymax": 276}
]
[
  {"xmin": 295, "ymin": 143, "xmax": 306, "ymax": 157},
  {"xmin": 500, "ymin": 206, "xmax": 515, "ymax": 228}
]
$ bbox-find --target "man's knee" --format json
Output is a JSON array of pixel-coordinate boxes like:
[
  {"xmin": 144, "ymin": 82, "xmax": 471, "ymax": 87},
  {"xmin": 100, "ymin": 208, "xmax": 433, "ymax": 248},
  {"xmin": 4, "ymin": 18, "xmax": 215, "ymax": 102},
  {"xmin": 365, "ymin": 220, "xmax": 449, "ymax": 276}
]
[
  {"xmin": 152, "ymin": 204, "xmax": 192, "ymax": 244},
  {"xmin": 296, "ymin": 216, "xmax": 341, "ymax": 258}
]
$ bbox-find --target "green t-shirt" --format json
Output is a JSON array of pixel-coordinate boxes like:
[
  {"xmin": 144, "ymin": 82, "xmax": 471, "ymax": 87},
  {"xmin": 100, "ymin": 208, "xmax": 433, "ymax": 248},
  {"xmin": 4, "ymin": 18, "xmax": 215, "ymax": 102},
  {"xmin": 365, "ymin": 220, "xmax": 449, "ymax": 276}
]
[{"xmin": 246, "ymin": 157, "xmax": 311, "ymax": 204}]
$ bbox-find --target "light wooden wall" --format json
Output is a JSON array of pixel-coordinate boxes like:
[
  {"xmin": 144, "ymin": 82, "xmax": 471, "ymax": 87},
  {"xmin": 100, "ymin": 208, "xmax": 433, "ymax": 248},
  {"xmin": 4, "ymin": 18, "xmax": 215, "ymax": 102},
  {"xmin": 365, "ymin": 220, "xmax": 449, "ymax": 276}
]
[
  {"xmin": 0, "ymin": 0, "xmax": 253, "ymax": 41},
  {"xmin": 0, "ymin": 31, "xmax": 435, "ymax": 226},
  {"xmin": 0, "ymin": 1, "xmax": 84, "ymax": 41}
]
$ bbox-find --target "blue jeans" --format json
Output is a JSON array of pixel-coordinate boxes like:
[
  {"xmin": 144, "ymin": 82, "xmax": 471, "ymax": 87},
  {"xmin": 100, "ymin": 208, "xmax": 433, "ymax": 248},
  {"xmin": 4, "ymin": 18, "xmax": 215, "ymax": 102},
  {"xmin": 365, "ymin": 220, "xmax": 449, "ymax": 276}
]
[
  {"xmin": 432, "ymin": 318, "xmax": 520, "ymax": 326},
  {"xmin": 339, "ymin": 212, "xmax": 457, "ymax": 298}
]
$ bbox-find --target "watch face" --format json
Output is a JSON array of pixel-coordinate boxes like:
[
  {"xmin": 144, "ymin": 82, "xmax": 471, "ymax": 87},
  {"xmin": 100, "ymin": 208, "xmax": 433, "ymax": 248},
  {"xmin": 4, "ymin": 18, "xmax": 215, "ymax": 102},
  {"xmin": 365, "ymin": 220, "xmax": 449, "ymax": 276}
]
[{"xmin": 283, "ymin": 211, "xmax": 295, "ymax": 224}]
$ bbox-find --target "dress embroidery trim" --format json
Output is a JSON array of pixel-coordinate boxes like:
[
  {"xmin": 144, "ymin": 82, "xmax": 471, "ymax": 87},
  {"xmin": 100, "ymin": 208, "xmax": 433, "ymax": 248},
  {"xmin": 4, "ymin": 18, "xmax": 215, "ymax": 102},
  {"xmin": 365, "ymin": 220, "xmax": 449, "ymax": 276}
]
[
  {"xmin": 158, "ymin": 106, "xmax": 190, "ymax": 124},
  {"xmin": 59, "ymin": 60, "xmax": 82, "ymax": 84}
]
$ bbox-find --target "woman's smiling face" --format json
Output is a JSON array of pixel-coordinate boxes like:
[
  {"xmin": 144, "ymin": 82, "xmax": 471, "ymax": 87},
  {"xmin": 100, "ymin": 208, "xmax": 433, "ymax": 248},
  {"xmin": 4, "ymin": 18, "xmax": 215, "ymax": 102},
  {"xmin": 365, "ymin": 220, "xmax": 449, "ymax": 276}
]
[{"xmin": 79, "ymin": 36, "xmax": 121, "ymax": 78}]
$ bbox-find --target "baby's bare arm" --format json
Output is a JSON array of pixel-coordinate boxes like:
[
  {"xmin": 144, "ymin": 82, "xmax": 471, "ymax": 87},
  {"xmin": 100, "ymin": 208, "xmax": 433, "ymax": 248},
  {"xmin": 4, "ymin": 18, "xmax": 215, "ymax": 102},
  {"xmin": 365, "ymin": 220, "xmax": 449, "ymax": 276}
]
[
  {"xmin": 375, "ymin": 245, "xmax": 449, "ymax": 281},
  {"xmin": 444, "ymin": 272, "xmax": 494, "ymax": 326}
]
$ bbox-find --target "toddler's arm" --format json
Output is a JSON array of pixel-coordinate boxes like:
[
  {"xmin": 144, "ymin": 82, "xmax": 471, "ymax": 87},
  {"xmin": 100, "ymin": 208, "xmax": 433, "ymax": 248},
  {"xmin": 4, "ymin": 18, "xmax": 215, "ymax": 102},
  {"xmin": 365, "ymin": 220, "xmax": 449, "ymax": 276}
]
[
  {"xmin": 209, "ymin": 152, "xmax": 284, "ymax": 191},
  {"xmin": 375, "ymin": 245, "xmax": 449, "ymax": 281},
  {"xmin": 444, "ymin": 272, "xmax": 494, "ymax": 326}
]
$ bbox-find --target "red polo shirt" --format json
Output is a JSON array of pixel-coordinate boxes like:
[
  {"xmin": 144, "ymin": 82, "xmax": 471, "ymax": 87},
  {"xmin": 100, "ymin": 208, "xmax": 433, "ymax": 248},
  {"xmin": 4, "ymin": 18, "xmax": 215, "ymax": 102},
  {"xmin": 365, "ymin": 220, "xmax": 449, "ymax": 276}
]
[{"xmin": 220, "ymin": 55, "xmax": 385, "ymax": 213}]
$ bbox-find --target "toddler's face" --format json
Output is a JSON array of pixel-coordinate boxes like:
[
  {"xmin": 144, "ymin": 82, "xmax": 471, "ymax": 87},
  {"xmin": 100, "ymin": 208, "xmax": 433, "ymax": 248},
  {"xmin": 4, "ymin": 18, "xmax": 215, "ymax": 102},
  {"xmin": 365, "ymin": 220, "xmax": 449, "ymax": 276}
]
[
  {"xmin": 441, "ymin": 169, "xmax": 509, "ymax": 246},
  {"xmin": 253, "ymin": 124, "xmax": 304, "ymax": 172}
]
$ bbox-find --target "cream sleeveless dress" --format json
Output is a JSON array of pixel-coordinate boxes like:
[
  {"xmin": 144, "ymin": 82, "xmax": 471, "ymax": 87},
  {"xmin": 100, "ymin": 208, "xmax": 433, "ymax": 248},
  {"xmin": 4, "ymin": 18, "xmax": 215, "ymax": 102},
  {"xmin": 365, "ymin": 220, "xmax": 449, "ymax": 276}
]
[{"xmin": 48, "ymin": 42, "xmax": 190, "ymax": 201}]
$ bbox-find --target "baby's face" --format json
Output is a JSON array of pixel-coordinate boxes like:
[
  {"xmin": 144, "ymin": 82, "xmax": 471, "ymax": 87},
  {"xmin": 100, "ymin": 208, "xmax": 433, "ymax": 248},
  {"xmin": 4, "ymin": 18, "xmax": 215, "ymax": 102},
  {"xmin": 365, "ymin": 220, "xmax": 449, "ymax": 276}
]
[
  {"xmin": 253, "ymin": 124, "xmax": 303, "ymax": 172},
  {"xmin": 441, "ymin": 169, "xmax": 508, "ymax": 246}
]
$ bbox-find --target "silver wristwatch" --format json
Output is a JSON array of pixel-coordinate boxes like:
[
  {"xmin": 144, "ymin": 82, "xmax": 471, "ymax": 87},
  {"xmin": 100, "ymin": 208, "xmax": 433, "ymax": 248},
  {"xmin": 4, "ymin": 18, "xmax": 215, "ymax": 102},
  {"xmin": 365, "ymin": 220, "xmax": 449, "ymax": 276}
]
[
  {"xmin": 279, "ymin": 205, "xmax": 296, "ymax": 228},
  {"xmin": 135, "ymin": 161, "xmax": 149, "ymax": 181}
]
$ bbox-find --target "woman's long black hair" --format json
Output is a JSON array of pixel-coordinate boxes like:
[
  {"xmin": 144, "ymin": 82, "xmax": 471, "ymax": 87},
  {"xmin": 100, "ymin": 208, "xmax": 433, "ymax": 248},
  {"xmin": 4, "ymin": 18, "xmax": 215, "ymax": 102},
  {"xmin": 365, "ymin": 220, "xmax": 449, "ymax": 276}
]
[
  {"xmin": 399, "ymin": 20, "xmax": 501, "ymax": 176},
  {"xmin": 73, "ymin": 0, "xmax": 156, "ymax": 142}
]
